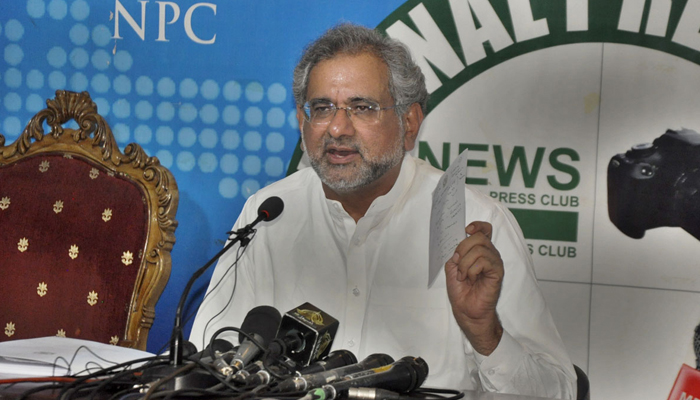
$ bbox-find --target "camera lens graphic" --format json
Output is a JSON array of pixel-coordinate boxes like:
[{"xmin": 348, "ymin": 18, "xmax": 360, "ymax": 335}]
[
  {"xmin": 629, "ymin": 143, "xmax": 656, "ymax": 158},
  {"xmin": 639, "ymin": 164, "xmax": 654, "ymax": 177},
  {"xmin": 607, "ymin": 128, "xmax": 700, "ymax": 241}
]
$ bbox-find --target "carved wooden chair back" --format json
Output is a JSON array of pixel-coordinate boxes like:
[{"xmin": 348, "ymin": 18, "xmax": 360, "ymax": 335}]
[{"xmin": 0, "ymin": 90, "xmax": 178, "ymax": 350}]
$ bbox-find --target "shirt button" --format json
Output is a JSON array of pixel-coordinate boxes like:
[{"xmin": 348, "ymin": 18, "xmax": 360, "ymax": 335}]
[
  {"xmin": 352, "ymin": 287, "xmax": 360, "ymax": 296},
  {"xmin": 347, "ymin": 340, "xmax": 355, "ymax": 347},
  {"xmin": 354, "ymin": 237, "xmax": 361, "ymax": 245},
  {"xmin": 488, "ymin": 368, "xmax": 496, "ymax": 376}
]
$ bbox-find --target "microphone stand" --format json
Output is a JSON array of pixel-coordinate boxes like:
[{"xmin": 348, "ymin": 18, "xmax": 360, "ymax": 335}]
[
  {"xmin": 143, "ymin": 196, "xmax": 283, "ymax": 392},
  {"xmin": 141, "ymin": 222, "xmax": 262, "ymax": 392},
  {"xmin": 170, "ymin": 217, "xmax": 264, "ymax": 366}
]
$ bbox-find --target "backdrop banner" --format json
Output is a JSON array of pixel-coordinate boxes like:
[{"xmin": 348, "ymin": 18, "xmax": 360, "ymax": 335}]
[{"xmin": 2, "ymin": 1, "xmax": 700, "ymax": 399}]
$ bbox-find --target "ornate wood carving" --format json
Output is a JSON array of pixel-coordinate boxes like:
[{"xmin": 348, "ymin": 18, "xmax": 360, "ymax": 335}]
[{"xmin": 0, "ymin": 90, "xmax": 179, "ymax": 350}]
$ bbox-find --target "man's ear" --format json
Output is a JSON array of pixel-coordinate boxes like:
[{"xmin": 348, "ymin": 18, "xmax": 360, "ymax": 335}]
[
  {"xmin": 296, "ymin": 107, "xmax": 306, "ymax": 151},
  {"xmin": 403, "ymin": 103, "xmax": 424, "ymax": 152}
]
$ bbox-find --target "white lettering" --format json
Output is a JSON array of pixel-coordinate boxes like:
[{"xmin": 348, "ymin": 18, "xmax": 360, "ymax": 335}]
[
  {"xmin": 386, "ymin": 3, "xmax": 464, "ymax": 93},
  {"xmin": 672, "ymin": 0, "xmax": 700, "ymax": 51},
  {"xmin": 618, "ymin": 0, "xmax": 645, "ymax": 32},
  {"xmin": 156, "ymin": 1, "xmax": 180, "ymax": 42},
  {"xmin": 184, "ymin": 3, "xmax": 217, "ymax": 45},
  {"xmin": 113, "ymin": 0, "xmax": 147, "ymax": 40},
  {"xmin": 566, "ymin": 0, "xmax": 588, "ymax": 31},
  {"xmin": 449, "ymin": 0, "xmax": 514, "ymax": 65},
  {"xmin": 619, "ymin": 0, "xmax": 672, "ymax": 36},
  {"xmin": 508, "ymin": 0, "xmax": 550, "ymax": 42},
  {"xmin": 679, "ymin": 391, "xmax": 699, "ymax": 400},
  {"xmin": 646, "ymin": 0, "xmax": 672, "ymax": 36}
]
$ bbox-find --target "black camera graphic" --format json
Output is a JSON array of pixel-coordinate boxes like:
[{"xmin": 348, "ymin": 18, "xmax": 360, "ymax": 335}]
[{"xmin": 607, "ymin": 128, "xmax": 700, "ymax": 241}]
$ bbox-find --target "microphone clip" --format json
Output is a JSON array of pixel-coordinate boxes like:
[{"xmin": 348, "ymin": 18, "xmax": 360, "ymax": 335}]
[{"xmin": 227, "ymin": 226, "xmax": 257, "ymax": 247}]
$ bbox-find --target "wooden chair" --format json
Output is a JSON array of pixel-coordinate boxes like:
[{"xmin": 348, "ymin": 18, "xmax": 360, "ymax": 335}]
[{"xmin": 0, "ymin": 90, "xmax": 178, "ymax": 350}]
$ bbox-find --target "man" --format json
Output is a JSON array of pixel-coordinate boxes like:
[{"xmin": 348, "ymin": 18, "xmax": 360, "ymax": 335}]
[{"xmin": 191, "ymin": 23, "xmax": 576, "ymax": 398}]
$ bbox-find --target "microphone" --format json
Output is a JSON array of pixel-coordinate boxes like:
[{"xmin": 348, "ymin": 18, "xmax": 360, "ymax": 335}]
[
  {"xmin": 317, "ymin": 356, "xmax": 429, "ymax": 399},
  {"xmin": 224, "ymin": 306, "xmax": 282, "ymax": 375},
  {"xmin": 230, "ymin": 196, "xmax": 285, "ymax": 240},
  {"xmin": 667, "ymin": 322, "xmax": 700, "ymax": 400},
  {"xmin": 187, "ymin": 338, "xmax": 234, "ymax": 362},
  {"xmin": 694, "ymin": 323, "xmax": 700, "ymax": 370},
  {"xmin": 232, "ymin": 361, "xmax": 267, "ymax": 385},
  {"xmin": 257, "ymin": 196, "xmax": 284, "ymax": 221},
  {"xmin": 300, "ymin": 349, "xmax": 358, "ymax": 375},
  {"xmin": 169, "ymin": 196, "xmax": 284, "ymax": 366},
  {"xmin": 275, "ymin": 353, "xmax": 394, "ymax": 392},
  {"xmin": 347, "ymin": 387, "xmax": 406, "ymax": 400},
  {"xmin": 269, "ymin": 302, "xmax": 339, "ymax": 367}
]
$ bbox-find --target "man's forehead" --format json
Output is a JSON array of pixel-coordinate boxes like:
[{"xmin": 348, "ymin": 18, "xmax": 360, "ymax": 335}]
[{"xmin": 306, "ymin": 52, "xmax": 391, "ymax": 102}]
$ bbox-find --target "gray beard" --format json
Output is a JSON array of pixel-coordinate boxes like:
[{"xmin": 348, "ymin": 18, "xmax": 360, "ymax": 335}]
[{"xmin": 304, "ymin": 135, "xmax": 405, "ymax": 194}]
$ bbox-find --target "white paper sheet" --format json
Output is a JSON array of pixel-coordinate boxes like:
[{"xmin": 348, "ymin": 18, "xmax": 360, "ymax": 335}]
[
  {"xmin": 428, "ymin": 150, "xmax": 469, "ymax": 288},
  {"xmin": 0, "ymin": 336, "xmax": 155, "ymax": 378}
]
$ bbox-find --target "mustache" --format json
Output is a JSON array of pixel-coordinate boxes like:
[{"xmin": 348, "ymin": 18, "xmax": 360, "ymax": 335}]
[{"xmin": 322, "ymin": 137, "xmax": 362, "ymax": 154}]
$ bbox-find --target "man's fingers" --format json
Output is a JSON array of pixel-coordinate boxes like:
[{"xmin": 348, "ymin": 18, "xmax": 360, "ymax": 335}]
[
  {"xmin": 463, "ymin": 261, "xmax": 484, "ymax": 283},
  {"xmin": 453, "ymin": 242, "xmax": 504, "ymax": 281},
  {"xmin": 466, "ymin": 221, "xmax": 492, "ymax": 239},
  {"xmin": 454, "ymin": 232, "xmax": 494, "ymax": 258},
  {"xmin": 450, "ymin": 230, "xmax": 502, "ymax": 282}
]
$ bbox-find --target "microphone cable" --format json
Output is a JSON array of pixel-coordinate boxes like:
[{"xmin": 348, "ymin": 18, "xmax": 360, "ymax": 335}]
[
  {"xmin": 139, "ymin": 355, "xmax": 245, "ymax": 400},
  {"xmin": 150, "ymin": 326, "xmax": 272, "ymax": 397},
  {"xmin": 191, "ymin": 239, "xmax": 252, "ymax": 351},
  {"xmin": 298, "ymin": 387, "xmax": 464, "ymax": 400},
  {"xmin": 411, "ymin": 387, "xmax": 465, "ymax": 400},
  {"xmin": 208, "ymin": 325, "xmax": 298, "ymax": 386},
  {"xmin": 155, "ymin": 238, "xmax": 250, "ymax": 358},
  {"xmin": 1, "ymin": 345, "xmax": 166, "ymax": 400},
  {"xmin": 141, "ymin": 363, "xmax": 196, "ymax": 400},
  {"xmin": 56, "ymin": 354, "xmax": 168, "ymax": 400}
]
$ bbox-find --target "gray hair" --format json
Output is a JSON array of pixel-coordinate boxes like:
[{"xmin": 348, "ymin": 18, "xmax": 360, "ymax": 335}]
[{"xmin": 292, "ymin": 23, "xmax": 429, "ymax": 118}]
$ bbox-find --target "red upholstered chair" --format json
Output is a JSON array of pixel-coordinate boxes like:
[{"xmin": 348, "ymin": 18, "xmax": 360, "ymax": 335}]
[{"xmin": 0, "ymin": 90, "xmax": 179, "ymax": 350}]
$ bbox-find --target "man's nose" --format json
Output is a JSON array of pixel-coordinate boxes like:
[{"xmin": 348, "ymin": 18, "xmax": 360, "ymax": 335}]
[{"xmin": 327, "ymin": 107, "xmax": 355, "ymax": 138}]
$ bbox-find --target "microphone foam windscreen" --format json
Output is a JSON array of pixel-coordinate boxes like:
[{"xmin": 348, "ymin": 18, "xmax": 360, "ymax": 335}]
[
  {"xmin": 239, "ymin": 305, "xmax": 282, "ymax": 345},
  {"xmin": 258, "ymin": 196, "xmax": 284, "ymax": 221}
]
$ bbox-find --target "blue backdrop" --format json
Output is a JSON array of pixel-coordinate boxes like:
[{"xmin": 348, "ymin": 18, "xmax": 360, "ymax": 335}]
[{"xmin": 0, "ymin": 0, "xmax": 405, "ymax": 352}]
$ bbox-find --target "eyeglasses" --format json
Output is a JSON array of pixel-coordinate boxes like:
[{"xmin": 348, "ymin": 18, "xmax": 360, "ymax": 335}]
[{"xmin": 302, "ymin": 101, "xmax": 398, "ymax": 126}]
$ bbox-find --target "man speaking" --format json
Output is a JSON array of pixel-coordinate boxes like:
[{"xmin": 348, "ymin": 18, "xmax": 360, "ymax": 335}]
[{"xmin": 191, "ymin": 23, "xmax": 576, "ymax": 399}]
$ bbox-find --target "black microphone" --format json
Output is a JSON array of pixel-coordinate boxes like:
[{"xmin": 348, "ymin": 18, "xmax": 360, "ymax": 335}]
[
  {"xmin": 230, "ymin": 196, "xmax": 285, "ymax": 238},
  {"xmin": 300, "ymin": 349, "xmax": 358, "ymax": 375},
  {"xmin": 169, "ymin": 196, "xmax": 284, "ymax": 366},
  {"xmin": 346, "ymin": 387, "xmax": 406, "ymax": 400},
  {"xmin": 275, "ymin": 353, "xmax": 394, "ymax": 392},
  {"xmin": 257, "ymin": 196, "xmax": 284, "ymax": 221},
  {"xmin": 694, "ymin": 323, "xmax": 700, "ymax": 369},
  {"xmin": 315, "ymin": 356, "xmax": 429, "ymax": 400},
  {"xmin": 224, "ymin": 306, "xmax": 282, "ymax": 375},
  {"xmin": 187, "ymin": 338, "xmax": 234, "ymax": 362},
  {"xmin": 232, "ymin": 361, "xmax": 266, "ymax": 385},
  {"xmin": 269, "ymin": 302, "xmax": 340, "ymax": 368},
  {"xmin": 181, "ymin": 340, "xmax": 200, "ymax": 360}
]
